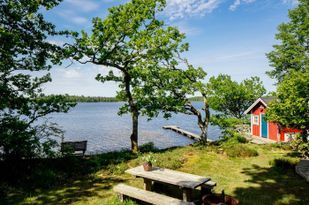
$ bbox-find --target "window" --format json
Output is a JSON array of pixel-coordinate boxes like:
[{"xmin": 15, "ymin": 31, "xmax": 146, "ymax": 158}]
[
  {"xmin": 284, "ymin": 132, "xmax": 296, "ymax": 142},
  {"xmin": 253, "ymin": 115, "xmax": 259, "ymax": 125}
]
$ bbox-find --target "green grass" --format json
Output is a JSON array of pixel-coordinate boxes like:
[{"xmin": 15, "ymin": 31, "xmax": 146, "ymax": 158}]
[{"xmin": 0, "ymin": 143, "xmax": 308, "ymax": 205}]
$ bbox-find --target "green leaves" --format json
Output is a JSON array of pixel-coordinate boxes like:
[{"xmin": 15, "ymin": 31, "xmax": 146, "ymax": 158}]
[
  {"xmin": 266, "ymin": 71, "xmax": 309, "ymax": 130},
  {"xmin": 266, "ymin": 0, "xmax": 309, "ymax": 82},
  {"xmin": 266, "ymin": 0, "xmax": 308, "ymax": 131},
  {"xmin": 207, "ymin": 74, "xmax": 266, "ymax": 119},
  {"xmin": 0, "ymin": 0, "xmax": 75, "ymax": 159}
]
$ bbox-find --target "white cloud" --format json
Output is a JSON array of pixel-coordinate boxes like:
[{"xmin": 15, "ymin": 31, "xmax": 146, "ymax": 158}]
[
  {"xmin": 63, "ymin": 68, "xmax": 82, "ymax": 79},
  {"xmin": 57, "ymin": 10, "xmax": 88, "ymax": 25},
  {"xmin": 172, "ymin": 21, "xmax": 203, "ymax": 36},
  {"xmin": 229, "ymin": 0, "xmax": 255, "ymax": 11},
  {"xmin": 165, "ymin": 0, "xmax": 221, "ymax": 20},
  {"xmin": 281, "ymin": 0, "xmax": 298, "ymax": 5},
  {"xmin": 71, "ymin": 16, "xmax": 88, "ymax": 24},
  {"xmin": 47, "ymin": 39, "xmax": 65, "ymax": 46},
  {"xmin": 66, "ymin": 0, "xmax": 99, "ymax": 12}
]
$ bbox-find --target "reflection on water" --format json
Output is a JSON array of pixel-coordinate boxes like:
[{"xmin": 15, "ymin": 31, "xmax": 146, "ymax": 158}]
[{"xmin": 48, "ymin": 102, "xmax": 221, "ymax": 154}]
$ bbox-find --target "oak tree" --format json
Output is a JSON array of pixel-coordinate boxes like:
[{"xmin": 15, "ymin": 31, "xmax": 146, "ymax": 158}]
[{"xmin": 70, "ymin": 0, "xmax": 204, "ymax": 152}]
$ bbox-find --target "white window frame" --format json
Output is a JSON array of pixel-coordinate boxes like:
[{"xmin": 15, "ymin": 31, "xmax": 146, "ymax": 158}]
[{"xmin": 252, "ymin": 115, "xmax": 259, "ymax": 125}]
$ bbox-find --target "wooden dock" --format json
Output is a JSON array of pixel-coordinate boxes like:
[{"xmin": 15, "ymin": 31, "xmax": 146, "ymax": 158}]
[{"xmin": 162, "ymin": 125, "xmax": 200, "ymax": 140}]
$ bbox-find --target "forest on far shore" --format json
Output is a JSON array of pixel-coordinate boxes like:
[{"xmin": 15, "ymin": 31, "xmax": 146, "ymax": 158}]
[{"xmin": 45, "ymin": 95, "xmax": 204, "ymax": 103}]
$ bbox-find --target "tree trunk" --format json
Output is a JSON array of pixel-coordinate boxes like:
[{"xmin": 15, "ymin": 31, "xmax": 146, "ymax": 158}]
[
  {"xmin": 201, "ymin": 96, "xmax": 210, "ymax": 144},
  {"xmin": 124, "ymin": 74, "xmax": 139, "ymax": 152},
  {"xmin": 199, "ymin": 124, "xmax": 208, "ymax": 144},
  {"xmin": 131, "ymin": 109, "xmax": 139, "ymax": 153}
]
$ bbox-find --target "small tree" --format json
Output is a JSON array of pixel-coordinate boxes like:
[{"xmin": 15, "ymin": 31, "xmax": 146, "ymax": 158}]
[
  {"xmin": 0, "ymin": 0, "xmax": 75, "ymax": 159},
  {"xmin": 207, "ymin": 74, "xmax": 266, "ymax": 119},
  {"xmin": 70, "ymin": 0, "xmax": 204, "ymax": 152}
]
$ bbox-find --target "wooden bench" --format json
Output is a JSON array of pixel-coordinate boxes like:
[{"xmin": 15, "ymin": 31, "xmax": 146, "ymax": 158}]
[
  {"xmin": 201, "ymin": 180, "xmax": 216, "ymax": 195},
  {"xmin": 61, "ymin": 140, "xmax": 87, "ymax": 156},
  {"xmin": 114, "ymin": 184, "xmax": 195, "ymax": 205}
]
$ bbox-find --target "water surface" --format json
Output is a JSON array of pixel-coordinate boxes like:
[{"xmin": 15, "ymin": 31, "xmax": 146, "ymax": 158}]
[{"xmin": 49, "ymin": 102, "xmax": 221, "ymax": 154}]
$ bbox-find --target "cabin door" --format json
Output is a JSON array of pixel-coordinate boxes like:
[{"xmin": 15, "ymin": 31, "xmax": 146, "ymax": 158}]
[{"xmin": 261, "ymin": 114, "xmax": 268, "ymax": 138}]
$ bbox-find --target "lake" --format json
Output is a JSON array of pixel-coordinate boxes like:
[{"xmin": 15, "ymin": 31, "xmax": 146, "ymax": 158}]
[{"xmin": 49, "ymin": 102, "xmax": 221, "ymax": 154}]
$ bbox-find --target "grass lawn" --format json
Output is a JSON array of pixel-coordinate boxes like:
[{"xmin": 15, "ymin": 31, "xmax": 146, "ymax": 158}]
[{"xmin": 0, "ymin": 143, "xmax": 308, "ymax": 205}]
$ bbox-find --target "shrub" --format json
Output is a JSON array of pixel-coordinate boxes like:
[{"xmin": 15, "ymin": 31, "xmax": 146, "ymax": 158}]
[
  {"xmin": 290, "ymin": 134, "xmax": 309, "ymax": 159},
  {"xmin": 221, "ymin": 132, "xmax": 248, "ymax": 146},
  {"xmin": 225, "ymin": 144, "xmax": 258, "ymax": 158},
  {"xmin": 139, "ymin": 142, "xmax": 158, "ymax": 153},
  {"xmin": 236, "ymin": 135, "xmax": 248, "ymax": 143}
]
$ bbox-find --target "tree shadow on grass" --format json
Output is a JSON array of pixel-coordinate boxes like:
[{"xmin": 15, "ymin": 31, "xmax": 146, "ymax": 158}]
[
  {"xmin": 233, "ymin": 160, "xmax": 309, "ymax": 205},
  {"xmin": 2, "ymin": 176, "xmax": 126, "ymax": 205},
  {"xmin": 0, "ymin": 142, "xmax": 186, "ymax": 204},
  {"xmin": 0, "ymin": 148, "xmax": 138, "ymax": 205}
]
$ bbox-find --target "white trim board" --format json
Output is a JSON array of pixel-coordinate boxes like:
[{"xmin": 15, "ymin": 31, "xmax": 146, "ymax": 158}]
[{"xmin": 244, "ymin": 98, "xmax": 268, "ymax": 115}]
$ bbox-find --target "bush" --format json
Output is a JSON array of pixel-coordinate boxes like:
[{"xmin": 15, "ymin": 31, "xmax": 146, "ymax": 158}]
[
  {"xmin": 225, "ymin": 144, "xmax": 258, "ymax": 158},
  {"xmin": 139, "ymin": 142, "xmax": 158, "ymax": 153},
  {"xmin": 220, "ymin": 132, "xmax": 248, "ymax": 146},
  {"xmin": 290, "ymin": 134, "xmax": 309, "ymax": 159}
]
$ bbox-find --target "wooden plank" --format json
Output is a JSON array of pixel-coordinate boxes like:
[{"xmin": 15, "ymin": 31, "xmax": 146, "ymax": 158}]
[
  {"xmin": 163, "ymin": 125, "xmax": 213, "ymax": 142},
  {"xmin": 126, "ymin": 166, "xmax": 210, "ymax": 189},
  {"xmin": 144, "ymin": 178, "xmax": 152, "ymax": 191},
  {"xmin": 113, "ymin": 184, "xmax": 194, "ymax": 205}
]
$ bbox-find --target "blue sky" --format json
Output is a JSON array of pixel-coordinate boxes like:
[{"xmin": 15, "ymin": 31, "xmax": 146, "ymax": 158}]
[{"xmin": 42, "ymin": 0, "xmax": 298, "ymax": 96}]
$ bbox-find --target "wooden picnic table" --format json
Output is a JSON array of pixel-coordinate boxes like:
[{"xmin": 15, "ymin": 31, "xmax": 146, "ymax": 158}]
[{"xmin": 125, "ymin": 165, "xmax": 211, "ymax": 202}]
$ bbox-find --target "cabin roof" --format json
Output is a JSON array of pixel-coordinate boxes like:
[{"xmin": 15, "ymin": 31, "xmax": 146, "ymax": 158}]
[{"xmin": 244, "ymin": 97, "xmax": 277, "ymax": 115}]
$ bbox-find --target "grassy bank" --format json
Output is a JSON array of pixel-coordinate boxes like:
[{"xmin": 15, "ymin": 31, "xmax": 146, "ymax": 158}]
[{"xmin": 0, "ymin": 143, "xmax": 308, "ymax": 205}]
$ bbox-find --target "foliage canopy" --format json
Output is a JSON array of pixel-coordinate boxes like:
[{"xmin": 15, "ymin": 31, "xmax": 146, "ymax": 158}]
[
  {"xmin": 266, "ymin": 0, "xmax": 308, "ymax": 132},
  {"xmin": 0, "ymin": 0, "xmax": 75, "ymax": 159},
  {"xmin": 266, "ymin": 0, "xmax": 309, "ymax": 82},
  {"xmin": 207, "ymin": 74, "xmax": 266, "ymax": 119}
]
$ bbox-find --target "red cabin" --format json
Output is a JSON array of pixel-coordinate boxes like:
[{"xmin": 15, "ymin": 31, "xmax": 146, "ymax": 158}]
[{"xmin": 244, "ymin": 97, "xmax": 302, "ymax": 142}]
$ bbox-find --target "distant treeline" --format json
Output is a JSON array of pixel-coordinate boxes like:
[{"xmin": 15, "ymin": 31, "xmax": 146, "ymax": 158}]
[
  {"xmin": 69, "ymin": 95, "xmax": 203, "ymax": 102},
  {"xmin": 189, "ymin": 96, "xmax": 204, "ymax": 101},
  {"xmin": 65, "ymin": 95, "xmax": 120, "ymax": 102},
  {"xmin": 40, "ymin": 95, "xmax": 120, "ymax": 102},
  {"xmin": 42, "ymin": 95, "xmax": 203, "ymax": 102}
]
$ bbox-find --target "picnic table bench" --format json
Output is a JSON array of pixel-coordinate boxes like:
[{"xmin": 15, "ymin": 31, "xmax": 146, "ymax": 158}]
[
  {"xmin": 61, "ymin": 140, "xmax": 87, "ymax": 156},
  {"xmin": 117, "ymin": 165, "xmax": 216, "ymax": 204},
  {"xmin": 114, "ymin": 184, "xmax": 194, "ymax": 205}
]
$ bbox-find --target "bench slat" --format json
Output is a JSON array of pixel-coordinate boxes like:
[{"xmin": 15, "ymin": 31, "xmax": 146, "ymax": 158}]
[
  {"xmin": 204, "ymin": 180, "xmax": 216, "ymax": 187},
  {"xmin": 114, "ymin": 184, "xmax": 194, "ymax": 205}
]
